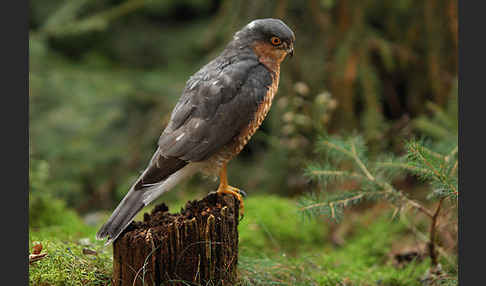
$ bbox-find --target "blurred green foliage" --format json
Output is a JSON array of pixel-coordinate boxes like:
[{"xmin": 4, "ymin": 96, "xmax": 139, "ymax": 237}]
[
  {"xmin": 29, "ymin": 158, "xmax": 80, "ymax": 229},
  {"xmin": 239, "ymin": 195, "xmax": 327, "ymax": 256},
  {"xmin": 412, "ymin": 80, "xmax": 458, "ymax": 141},
  {"xmin": 29, "ymin": 1, "xmax": 457, "ymax": 284},
  {"xmin": 29, "ymin": 0, "xmax": 457, "ymax": 217}
]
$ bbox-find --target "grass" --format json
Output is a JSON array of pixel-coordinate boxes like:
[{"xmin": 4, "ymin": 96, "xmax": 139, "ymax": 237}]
[
  {"xmin": 237, "ymin": 207, "xmax": 434, "ymax": 286},
  {"xmin": 29, "ymin": 195, "xmax": 113, "ymax": 285},
  {"xmin": 29, "ymin": 195, "xmax": 457, "ymax": 286}
]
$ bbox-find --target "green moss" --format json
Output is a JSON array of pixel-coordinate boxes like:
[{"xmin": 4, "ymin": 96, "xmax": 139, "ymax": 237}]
[
  {"xmin": 238, "ymin": 213, "xmax": 454, "ymax": 286},
  {"xmin": 29, "ymin": 239, "xmax": 112, "ymax": 286},
  {"xmin": 29, "ymin": 209, "xmax": 112, "ymax": 286},
  {"xmin": 238, "ymin": 195, "xmax": 328, "ymax": 257},
  {"xmin": 29, "ymin": 197, "xmax": 456, "ymax": 286},
  {"xmin": 312, "ymin": 216, "xmax": 425, "ymax": 285}
]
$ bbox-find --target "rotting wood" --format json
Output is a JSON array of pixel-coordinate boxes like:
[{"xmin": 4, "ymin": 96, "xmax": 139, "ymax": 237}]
[{"xmin": 112, "ymin": 193, "xmax": 240, "ymax": 286}]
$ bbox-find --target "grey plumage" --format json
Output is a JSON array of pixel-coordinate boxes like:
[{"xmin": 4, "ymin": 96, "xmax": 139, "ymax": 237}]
[{"xmin": 96, "ymin": 18, "xmax": 294, "ymax": 244}]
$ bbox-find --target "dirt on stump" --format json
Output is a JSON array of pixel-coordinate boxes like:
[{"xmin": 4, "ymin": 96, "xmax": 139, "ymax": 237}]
[{"xmin": 112, "ymin": 193, "xmax": 240, "ymax": 286}]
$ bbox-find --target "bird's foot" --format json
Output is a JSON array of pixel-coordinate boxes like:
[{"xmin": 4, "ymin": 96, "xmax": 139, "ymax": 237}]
[{"xmin": 216, "ymin": 185, "xmax": 245, "ymax": 218}]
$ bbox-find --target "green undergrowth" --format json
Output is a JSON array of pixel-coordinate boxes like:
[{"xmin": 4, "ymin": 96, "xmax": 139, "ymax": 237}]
[
  {"xmin": 29, "ymin": 195, "xmax": 454, "ymax": 286},
  {"xmin": 29, "ymin": 196, "xmax": 113, "ymax": 285},
  {"xmin": 238, "ymin": 212, "xmax": 444, "ymax": 286},
  {"xmin": 29, "ymin": 238, "xmax": 112, "ymax": 286},
  {"xmin": 238, "ymin": 195, "xmax": 328, "ymax": 257},
  {"xmin": 312, "ymin": 216, "xmax": 431, "ymax": 286}
]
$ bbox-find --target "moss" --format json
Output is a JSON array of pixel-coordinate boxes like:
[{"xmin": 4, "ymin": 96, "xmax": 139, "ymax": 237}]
[
  {"xmin": 238, "ymin": 195, "xmax": 328, "ymax": 257},
  {"xmin": 238, "ymin": 213, "xmax": 453, "ymax": 286},
  {"xmin": 29, "ymin": 201, "xmax": 112, "ymax": 285},
  {"xmin": 29, "ymin": 197, "xmax": 456, "ymax": 286},
  {"xmin": 312, "ymin": 216, "xmax": 422, "ymax": 285},
  {"xmin": 28, "ymin": 238, "xmax": 112, "ymax": 286}
]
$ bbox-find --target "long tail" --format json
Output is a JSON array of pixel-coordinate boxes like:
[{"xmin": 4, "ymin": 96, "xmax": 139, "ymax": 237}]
[
  {"xmin": 96, "ymin": 149, "xmax": 195, "ymax": 245},
  {"xmin": 95, "ymin": 186, "xmax": 146, "ymax": 245}
]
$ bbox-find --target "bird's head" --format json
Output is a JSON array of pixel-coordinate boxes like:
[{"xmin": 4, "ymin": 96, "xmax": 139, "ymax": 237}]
[{"xmin": 233, "ymin": 18, "xmax": 295, "ymax": 70}]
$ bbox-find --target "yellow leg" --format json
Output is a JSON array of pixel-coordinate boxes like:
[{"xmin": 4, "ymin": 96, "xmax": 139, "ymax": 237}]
[{"xmin": 216, "ymin": 163, "xmax": 245, "ymax": 215}]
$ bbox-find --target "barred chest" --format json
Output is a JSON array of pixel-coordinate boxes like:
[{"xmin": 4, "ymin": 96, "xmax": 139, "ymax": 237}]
[
  {"xmin": 201, "ymin": 69, "xmax": 280, "ymax": 177},
  {"xmin": 232, "ymin": 69, "xmax": 280, "ymax": 156}
]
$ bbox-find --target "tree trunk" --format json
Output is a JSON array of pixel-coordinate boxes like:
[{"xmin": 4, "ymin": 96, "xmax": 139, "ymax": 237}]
[{"xmin": 112, "ymin": 193, "xmax": 240, "ymax": 286}]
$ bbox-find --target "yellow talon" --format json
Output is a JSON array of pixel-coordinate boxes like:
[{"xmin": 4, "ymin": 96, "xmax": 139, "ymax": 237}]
[{"xmin": 216, "ymin": 164, "xmax": 245, "ymax": 216}]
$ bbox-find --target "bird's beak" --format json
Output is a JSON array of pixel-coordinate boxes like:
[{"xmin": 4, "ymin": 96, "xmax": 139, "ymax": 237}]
[{"xmin": 287, "ymin": 43, "xmax": 294, "ymax": 58}]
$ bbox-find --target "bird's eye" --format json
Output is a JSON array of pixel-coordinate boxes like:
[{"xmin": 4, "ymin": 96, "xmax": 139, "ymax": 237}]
[{"xmin": 270, "ymin": 36, "xmax": 281, "ymax": 46}]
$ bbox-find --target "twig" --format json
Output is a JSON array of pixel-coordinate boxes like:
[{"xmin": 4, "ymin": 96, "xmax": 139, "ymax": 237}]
[
  {"xmin": 374, "ymin": 179, "xmax": 434, "ymax": 218},
  {"xmin": 350, "ymin": 140, "xmax": 374, "ymax": 181},
  {"xmin": 376, "ymin": 162, "xmax": 433, "ymax": 176},
  {"xmin": 300, "ymin": 193, "xmax": 366, "ymax": 213},
  {"xmin": 449, "ymin": 160, "xmax": 458, "ymax": 179},
  {"xmin": 29, "ymin": 253, "xmax": 48, "ymax": 264},
  {"xmin": 400, "ymin": 214, "xmax": 456, "ymax": 269},
  {"xmin": 321, "ymin": 140, "xmax": 354, "ymax": 159},
  {"xmin": 310, "ymin": 170, "xmax": 368, "ymax": 180},
  {"xmin": 429, "ymin": 198, "xmax": 445, "ymax": 267},
  {"xmin": 444, "ymin": 146, "xmax": 458, "ymax": 163}
]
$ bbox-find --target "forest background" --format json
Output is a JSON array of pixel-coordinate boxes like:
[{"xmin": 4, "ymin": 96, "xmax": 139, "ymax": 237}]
[{"xmin": 29, "ymin": 1, "xmax": 458, "ymax": 285}]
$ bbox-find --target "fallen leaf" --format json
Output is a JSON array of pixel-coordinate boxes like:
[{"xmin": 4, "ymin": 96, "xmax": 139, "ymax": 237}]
[{"xmin": 32, "ymin": 243, "xmax": 43, "ymax": 255}]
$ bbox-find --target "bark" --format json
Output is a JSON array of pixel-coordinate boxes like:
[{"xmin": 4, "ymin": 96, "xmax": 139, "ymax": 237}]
[{"xmin": 112, "ymin": 193, "xmax": 240, "ymax": 286}]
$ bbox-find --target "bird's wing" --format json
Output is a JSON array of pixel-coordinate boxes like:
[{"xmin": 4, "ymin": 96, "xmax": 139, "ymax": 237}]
[{"xmin": 158, "ymin": 59, "xmax": 273, "ymax": 162}]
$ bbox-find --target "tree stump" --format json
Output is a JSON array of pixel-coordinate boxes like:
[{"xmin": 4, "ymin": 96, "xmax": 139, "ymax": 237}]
[{"xmin": 112, "ymin": 193, "xmax": 240, "ymax": 286}]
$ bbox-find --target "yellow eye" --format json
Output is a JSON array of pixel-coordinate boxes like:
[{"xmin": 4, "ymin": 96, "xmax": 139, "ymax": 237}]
[{"xmin": 271, "ymin": 36, "xmax": 281, "ymax": 46}]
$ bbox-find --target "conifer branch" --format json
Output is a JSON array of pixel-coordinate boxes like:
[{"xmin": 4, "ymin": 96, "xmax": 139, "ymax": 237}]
[
  {"xmin": 444, "ymin": 146, "xmax": 458, "ymax": 163},
  {"xmin": 350, "ymin": 140, "xmax": 374, "ymax": 181},
  {"xmin": 309, "ymin": 170, "xmax": 367, "ymax": 181},
  {"xmin": 302, "ymin": 133, "xmax": 457, "ymax": 271},
  {"xmin": 376, "ymin": 162, "xmax": 433, "ymax": 176},
  {"xmin": 408, "ymin": 143, "xmax": 458, "ymax": 196},
  {"xmin": 300, "ymin": 193, "xmax": 367, "ymax": 213},
  {"xmin": 422, "ymin": 147, "xmax": 445, "ymax": 161},
  {"xmin": 321, "ymin": 140, "xmax": 354, "ymax": 158},
  {"xmin": 449, "ymin": 160, "xmax": 458, "ymax": 179},
  {"xmin": 378, "ymin": 181, "xmax": 433, "ymax": 218}
]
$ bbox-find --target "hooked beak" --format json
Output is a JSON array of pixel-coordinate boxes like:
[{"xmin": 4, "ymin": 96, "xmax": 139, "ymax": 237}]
[{"xmin": 287, "ymin": 43, "xmax": 294, "ymax": 58}]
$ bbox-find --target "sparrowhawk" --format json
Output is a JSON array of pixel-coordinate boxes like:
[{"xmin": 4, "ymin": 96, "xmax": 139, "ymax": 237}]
[{"xmin": 97, "ymin": 18, "xmax": 295, "ymax": 244}]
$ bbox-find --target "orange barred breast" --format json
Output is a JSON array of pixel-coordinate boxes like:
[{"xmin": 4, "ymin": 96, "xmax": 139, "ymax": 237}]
[
  {"xmin": 231, "ymin": 69, "xmax": 280, "ymax": 156},
  {"xmin": 200, "ymin": 40, "xmax": 286, "ymax": 177},
  {"xmin": 200, "ymin": 68, "xmax": 280, "ymax": 177}
]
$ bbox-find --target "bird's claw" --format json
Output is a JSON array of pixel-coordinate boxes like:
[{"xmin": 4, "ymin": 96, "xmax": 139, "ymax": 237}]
[
  {"xmin": 215, "ymin": 185, "xmax": 245, "ymax": 218},
  {"xmin": 238, "ymin": 189, "xmax": 247, "ymax": 198}
]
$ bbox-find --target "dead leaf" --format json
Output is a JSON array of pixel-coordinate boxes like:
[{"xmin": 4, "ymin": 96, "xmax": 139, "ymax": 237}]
[{"xmin": 32, "ymin": 242, "xmax": 43, "ymax": 255}]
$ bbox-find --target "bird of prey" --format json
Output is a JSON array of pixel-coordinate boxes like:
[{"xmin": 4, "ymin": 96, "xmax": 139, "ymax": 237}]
[{"xmin": 96, "ymin": 18, "xmax": 295, "ymax": 244}]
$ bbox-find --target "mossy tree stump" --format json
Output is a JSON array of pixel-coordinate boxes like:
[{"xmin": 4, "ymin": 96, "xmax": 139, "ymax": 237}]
[{"xmin": 112, "ymin": 193, "xmax": 240, "ymax": 286}]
